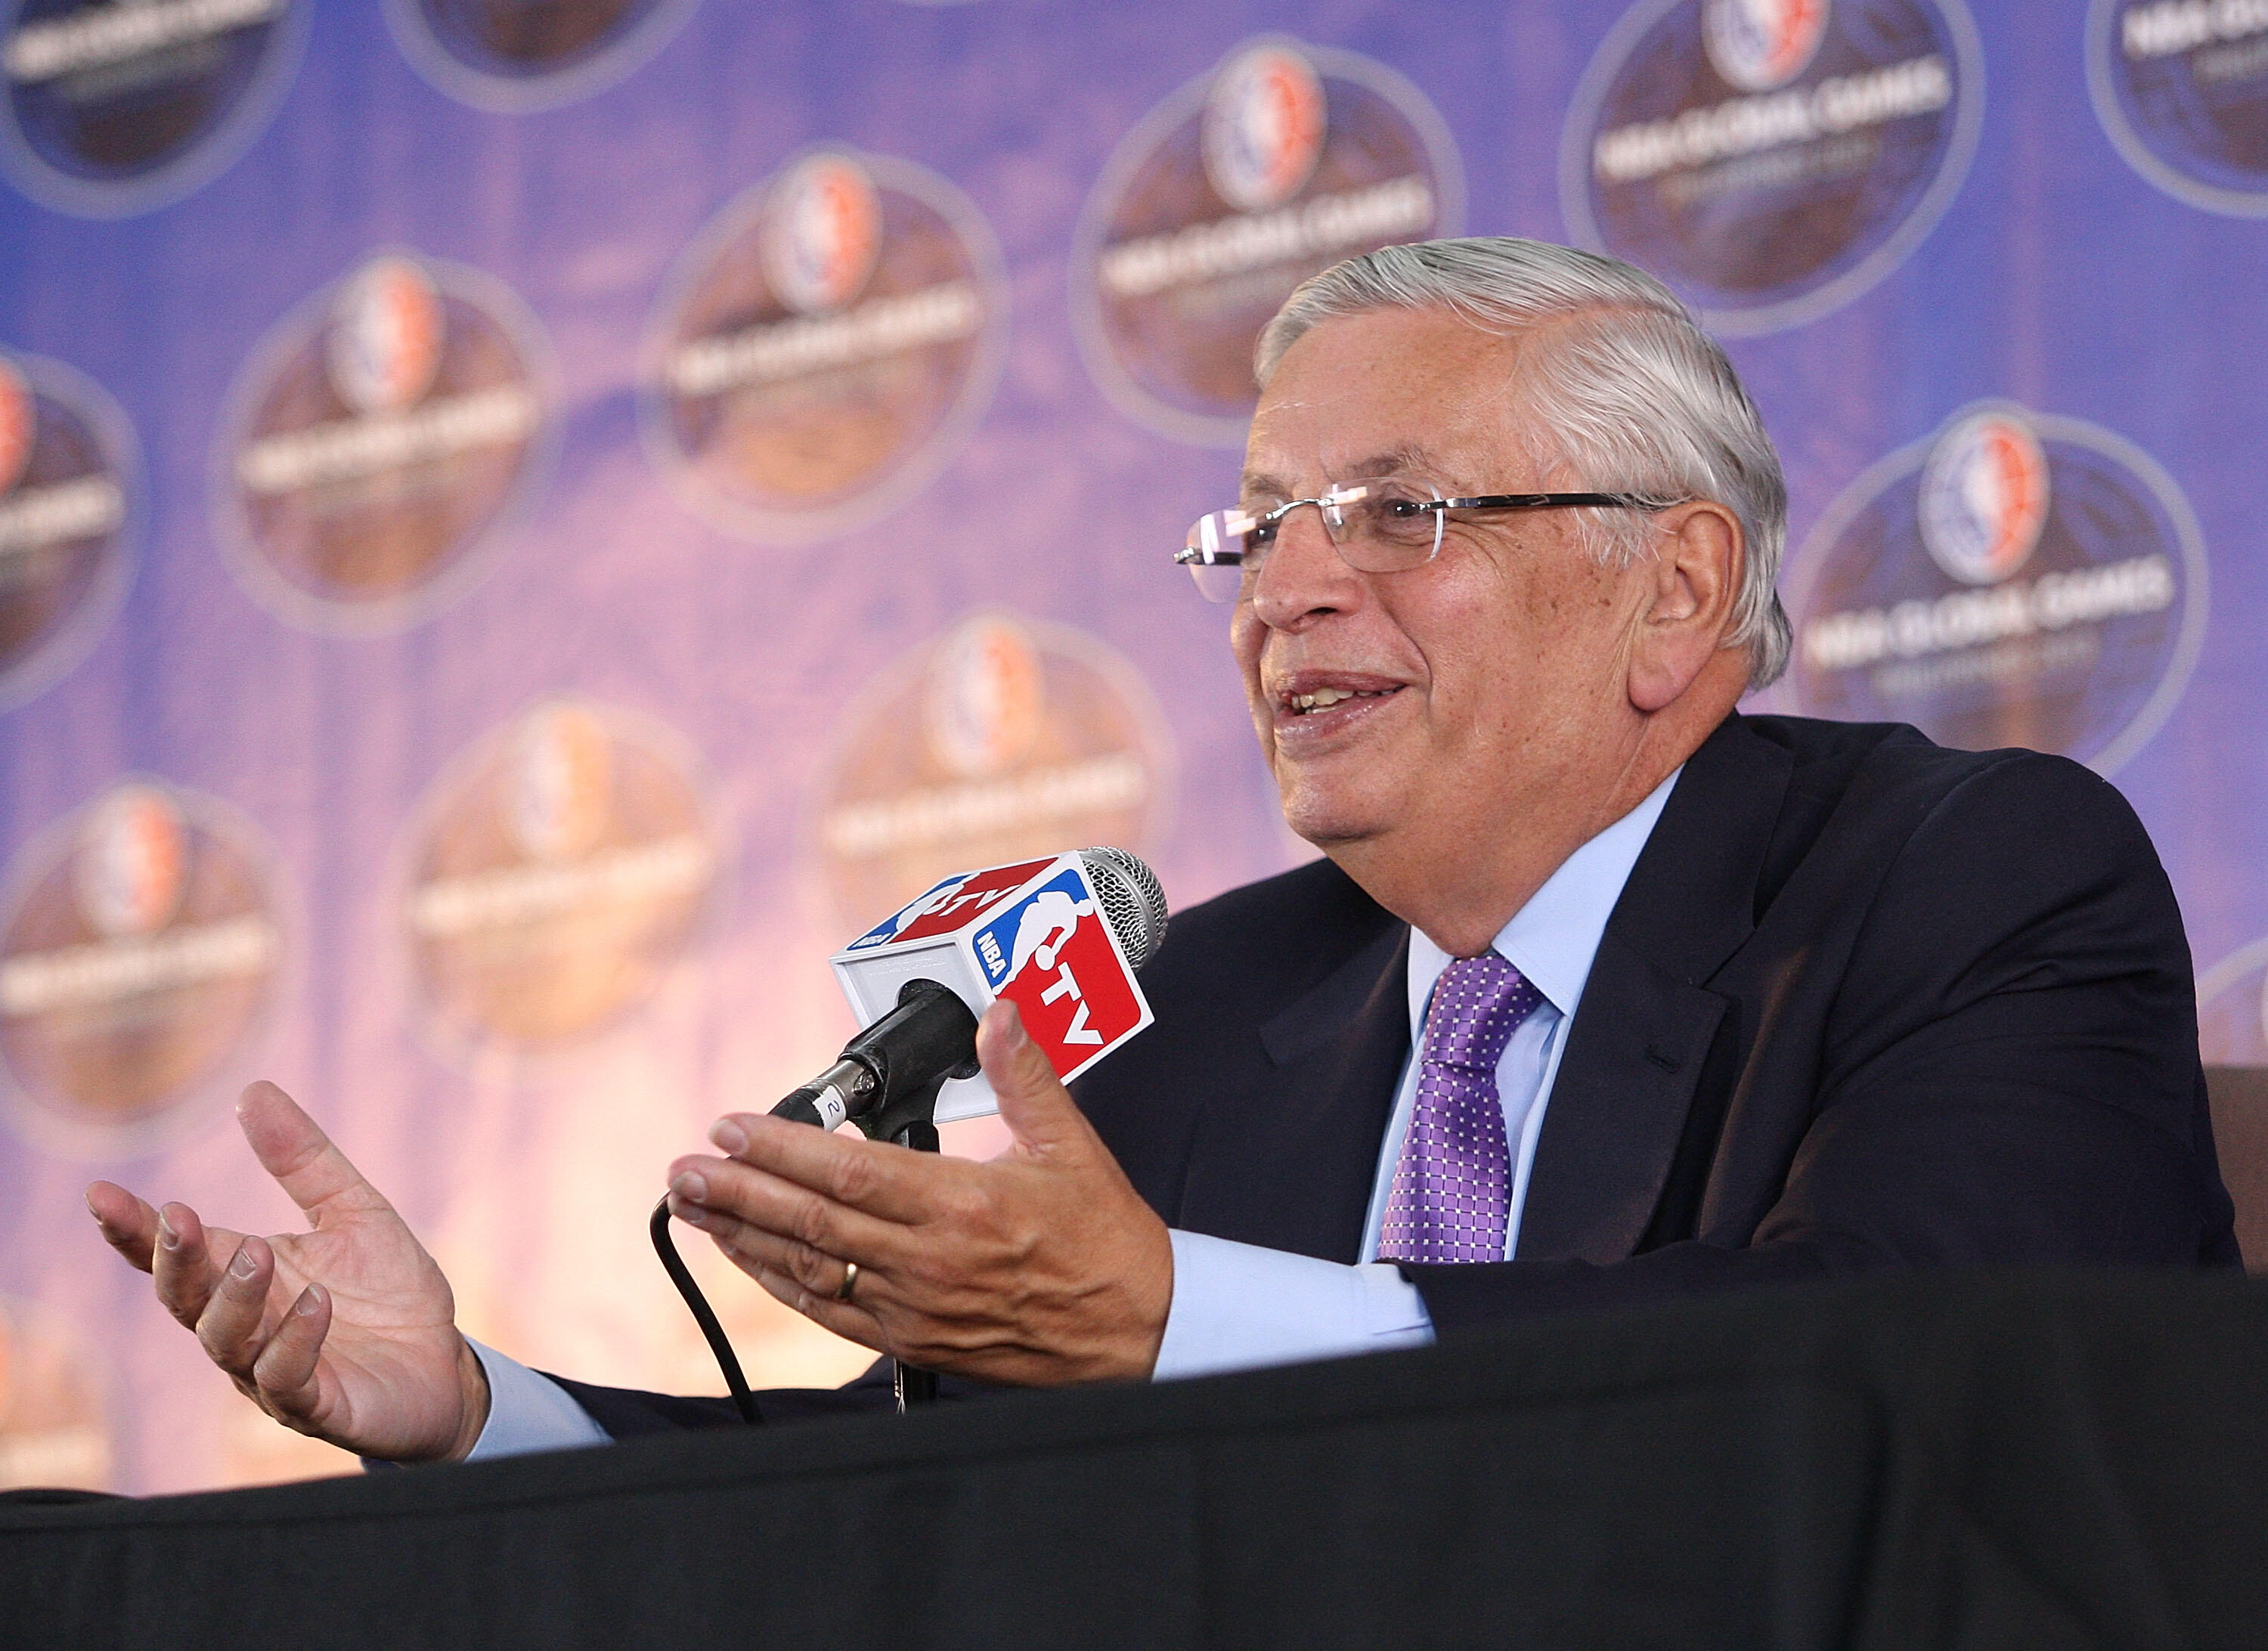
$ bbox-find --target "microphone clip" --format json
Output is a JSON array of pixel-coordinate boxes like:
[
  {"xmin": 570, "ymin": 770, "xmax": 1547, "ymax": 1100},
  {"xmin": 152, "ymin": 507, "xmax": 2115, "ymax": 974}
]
[{"xmin": 770, "ymin": 977, "xmax": 979, "ymax": 1148}]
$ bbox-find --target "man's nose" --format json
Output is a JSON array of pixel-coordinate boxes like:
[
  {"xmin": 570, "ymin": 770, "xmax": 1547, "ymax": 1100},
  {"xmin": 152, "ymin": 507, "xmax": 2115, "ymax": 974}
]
[{"xmin": 1248, "ymin": 502, "xmax": 1365, "ymax": 627}]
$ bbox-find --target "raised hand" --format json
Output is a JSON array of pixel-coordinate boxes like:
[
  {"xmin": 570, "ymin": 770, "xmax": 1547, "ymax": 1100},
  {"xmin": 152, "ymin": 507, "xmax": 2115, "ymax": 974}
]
[
  {"xmin": 85, "ymin": 1081, "xmax": 488, "ymax": 1463},
  {"xmin": 665, "ymin": 1000, "xmax": 1174, "ymax": 1386}
]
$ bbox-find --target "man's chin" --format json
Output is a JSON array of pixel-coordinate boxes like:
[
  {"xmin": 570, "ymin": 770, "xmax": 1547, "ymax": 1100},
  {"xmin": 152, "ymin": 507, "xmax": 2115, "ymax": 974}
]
[{"xmin": 1278, "ymin": 787, "xmax": 1393, "ymax": 850}]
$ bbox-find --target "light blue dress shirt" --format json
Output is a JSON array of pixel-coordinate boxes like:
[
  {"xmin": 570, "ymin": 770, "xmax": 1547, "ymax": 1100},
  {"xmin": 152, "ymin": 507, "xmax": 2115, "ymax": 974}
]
[
  {"xmin": 1150, "ymin": 768, "xmax": 1680, "ymax": 1380},
  {"xmin": 452, "ymin": 769, "xmax": 1681, "ymax": 1457}
]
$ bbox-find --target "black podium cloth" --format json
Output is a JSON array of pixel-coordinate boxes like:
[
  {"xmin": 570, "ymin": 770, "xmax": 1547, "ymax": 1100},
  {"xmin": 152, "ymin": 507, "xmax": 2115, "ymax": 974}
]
[{"xmin": 5, "ymin": 1271, "xmax": 2266, "ymax": 1650}]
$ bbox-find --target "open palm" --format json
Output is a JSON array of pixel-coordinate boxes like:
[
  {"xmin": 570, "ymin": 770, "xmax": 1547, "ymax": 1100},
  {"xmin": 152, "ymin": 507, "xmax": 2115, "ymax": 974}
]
[{"xmin": 85, "ymin": 1081, "xmax": 488, "ymax": 1463}]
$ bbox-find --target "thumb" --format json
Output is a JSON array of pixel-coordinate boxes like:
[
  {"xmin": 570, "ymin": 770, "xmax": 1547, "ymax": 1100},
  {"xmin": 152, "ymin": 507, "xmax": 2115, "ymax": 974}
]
[{"xmin": 978, "ymin": 1000, "xmax": 1091, "ymax": 1160}]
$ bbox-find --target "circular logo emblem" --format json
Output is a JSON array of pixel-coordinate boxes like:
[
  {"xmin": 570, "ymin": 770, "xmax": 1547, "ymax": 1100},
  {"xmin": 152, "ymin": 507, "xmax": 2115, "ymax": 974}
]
[
  {"xmin": 812, "ymin": 611, "xmax": 1176, "ymax": 932},
  {"xmin": 1704, "ymin": 0, "xmax": 1830, "ymax": 91},
  {"xmin": 759, "ymin": 152, "xmax": 884, "ymax": 318},
  {"xmin": 1071, "ymin": 37, "xmax": 1464, "ymax": 446},
  {"xmin": 642, "ymin": 147, "xmax": 1007, "ymax": 543},
  {"xmin": 400, "ymin": 698, "xmax": 723, "ymax": 1057},
  {"xmin": 0, "ymin": 0, "xmax": 309, "ymax": 217},
  {"xmin": 0, "ymin": 350, "xmax": 138, "ymax": 713},
  {"xmin": 1784, "ymin": 404, "xmax": 2207, "ymax": 776},
  {"xmin": 385, "ymin": 0, "xmax": 699, "ymax": 113},
  {"xmin": 1203, "ymin": 44, "xmax": 1328, "ymax": 212},
  {"xmin": 1562, "ymin": 0, "xmax": 1984, "ymax": 335},
  {"xmin": 0, "ymin": 779, "xmax": 286, "ymax": 1151},
  {"xmin": 2087, "ymin": 0, "xmax": 2268, "ymax": 215},
  {"xmin": 1918, "ymin": 410, "xmax": 2050, "ymax": 586},
  {"xmin": 215, "ymin": 252, "xmax": 555, "ymax": 634},
  {"xmin": 0, "ymin": 1297, "xmax": 110, "ymax": 1492}
]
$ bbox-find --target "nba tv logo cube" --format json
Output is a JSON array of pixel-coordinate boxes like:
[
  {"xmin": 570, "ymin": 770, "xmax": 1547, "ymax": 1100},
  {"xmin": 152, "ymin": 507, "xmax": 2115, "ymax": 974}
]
[{"xmin": 834, "ymin": 854, "xmax": 1154, "ymax": 1122}]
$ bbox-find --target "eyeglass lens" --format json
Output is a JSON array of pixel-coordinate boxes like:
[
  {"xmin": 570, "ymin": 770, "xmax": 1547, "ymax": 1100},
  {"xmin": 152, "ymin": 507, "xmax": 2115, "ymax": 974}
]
[{"xmin": 1181, "ymin": 482, "xmax": 1448, "ymax": 603}]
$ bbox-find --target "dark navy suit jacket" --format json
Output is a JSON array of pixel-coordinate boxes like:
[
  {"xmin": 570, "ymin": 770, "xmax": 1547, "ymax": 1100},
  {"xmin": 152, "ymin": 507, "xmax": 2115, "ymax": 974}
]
[{"xmin": 554, "ymin": 714, "xmax": 2239, "ymax": 1435}]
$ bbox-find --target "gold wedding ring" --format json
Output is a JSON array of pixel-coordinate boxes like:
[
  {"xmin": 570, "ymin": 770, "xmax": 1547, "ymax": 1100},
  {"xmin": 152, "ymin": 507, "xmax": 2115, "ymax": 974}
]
[{"xmin": 834, "ymin": 1260, "xmax": 859, "ymax": 1302}]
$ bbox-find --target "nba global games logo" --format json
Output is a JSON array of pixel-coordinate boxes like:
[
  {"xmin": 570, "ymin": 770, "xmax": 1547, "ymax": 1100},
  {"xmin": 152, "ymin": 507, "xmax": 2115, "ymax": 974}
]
[
  {"xmin": 1072, "ymin": 38, "xmax": 1464, "ymax": 445},
  {"xmin": 1563, "ymin": 0, "xmax": 1984, "ymax": 334},
  {"xmin": 0, "ymin": 350, "xmax": 137, "ymax": 711},
  {"xmin": 643, "ymin": 147, "xmax": 1007, "ymax": 543},
  {"xmin": 0, "ymin": 781, "xmax": 284, "ymax": 1151},
  {"xmin": 0, "ymin": 0, "xmax": 308, "ymax": 217},
  {"xmin": 215, "ymin": 252, "xmax": 555, "ymax": 633},
  {"xmin": 1786, "ymin": 404, "xmax": 2207, "ymax": 775},
  {"xmin": 813, "ymin": 611, "xmax": 1175, "ymax": 934},
  {"xmin": 400, "ymin": 698, "xmax": 722, "ymax": 1057},
  {"xmin": 386, "ymin": 0, "xmax": 698, "ymax": 113},
  {"xmin": 2089, "ymin": 0, "xmax": 2268, "ymax": 215}
]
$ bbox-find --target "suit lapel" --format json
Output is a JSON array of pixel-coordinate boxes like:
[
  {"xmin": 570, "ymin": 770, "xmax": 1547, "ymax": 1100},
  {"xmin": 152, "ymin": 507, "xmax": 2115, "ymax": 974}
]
[
  {"xmin": 1515, "ymin": 714, "xmax": 1795, "ymax": 1265},
  {"xmin": 1176, "ymin": 915, "xmax": 1410, "ymax": 1262}
]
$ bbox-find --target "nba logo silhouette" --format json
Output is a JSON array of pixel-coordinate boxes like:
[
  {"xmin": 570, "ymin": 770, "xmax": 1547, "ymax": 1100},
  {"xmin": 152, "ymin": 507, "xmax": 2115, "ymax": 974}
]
[
  {"xmin": 327, "ymin": 256, "xmax": 445, "ymax": 417},
  {"xmin": 0, "ymin": 358, "xmax": 30, "ymax": 497},
  {"xmin": 1203, "ymin": 44, "xmax": 1327, "ymax": 212},
  {"xmin": 761, "ymin": 153, "xmax": 883, "ymax": 316},
  {"xmin": 1703, "ymin": 0, "xmax": 1830, "ymax": 92},
  {"xmin": 968, "ymin": 867, "xmax": 1146, "ymax": 1081},
  {"xmin": 74, "ymin": 785, "xmax": 187, "ymax": 940},
  {"xmin": 507, "ymin": 702, "xmax": 613, "ymax": 863},
  {"xmin": 1920, "ymin": 410, "xmax": 2050, "ymax": 587}
]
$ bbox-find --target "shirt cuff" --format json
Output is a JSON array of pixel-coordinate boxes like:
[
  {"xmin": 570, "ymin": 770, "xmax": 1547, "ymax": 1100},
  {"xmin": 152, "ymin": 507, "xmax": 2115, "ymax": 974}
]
[
  {"xmin": 1151, "ymin": 1230, "xmax": 1433, "ymax": 1382},
  {"xmin": 462, "ymin": 1338, "xmax": 612, "ymax": 1460}
]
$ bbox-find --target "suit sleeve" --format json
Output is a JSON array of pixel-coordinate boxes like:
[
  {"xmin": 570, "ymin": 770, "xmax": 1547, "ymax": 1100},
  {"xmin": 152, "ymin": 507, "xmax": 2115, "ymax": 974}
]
[{"xmin": 1405, "ymin": 753, "xmax": 2239, "ymax": 1334}]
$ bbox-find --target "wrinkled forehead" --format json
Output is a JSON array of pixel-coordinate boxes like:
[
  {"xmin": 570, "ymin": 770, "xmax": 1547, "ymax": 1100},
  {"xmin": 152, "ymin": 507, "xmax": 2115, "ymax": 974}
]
[{"xmin": 1242, "ymin": 307, "xmax": 1538, "ymax": 494}]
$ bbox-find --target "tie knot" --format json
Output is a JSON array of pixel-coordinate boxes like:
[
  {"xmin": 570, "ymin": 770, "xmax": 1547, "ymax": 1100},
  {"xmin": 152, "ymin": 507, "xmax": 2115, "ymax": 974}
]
[{"xmin": 1421, "ymin": 952, "xmax": 1541, "ymax": 1072}]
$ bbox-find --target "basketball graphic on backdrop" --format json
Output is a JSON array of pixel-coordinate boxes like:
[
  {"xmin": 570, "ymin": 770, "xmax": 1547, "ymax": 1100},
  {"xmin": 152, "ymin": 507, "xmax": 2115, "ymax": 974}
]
[
  {"xmin": 643, "ymin": 147, "xmax": 1007, "ymax": 543},
  {"xmin": 1072, "ymin": 38, "xmax": 1462, "ymax": 446},
  {"xmin": 813, "ymin": 612, "xmax": 1176, "ymax": 933},
  {"xmin": 2088, "ymin": 0, "xmax": 2268, "ymax": 215},
  {"xmin": 215, "ymin": 251, "xmax": 554, "ymax": 634},
  {"xmin": 0, "ymin": 0, "xmax": 309, "ymax": 215},
  {"xmin": 1562, "ymin": 0, "xmax": 1982, "ymax": 334},
  {"xmin": 0, "ymin": 781, "xmax": 284, "ymax": 1150},
  {"xmin": 0, "ymin": 349, "xmax": 137, "ymax": 712},
  {"xmin": 1785, "ymin": 404, "xmax": 2206, "ymax": 776},
  {"xmin": 385, "ymin": 0, "xmax": 698, "ymax": 111},
  {"xmin": 401, "ymin": 698, "xmax": 722, "ymax": 1057}
]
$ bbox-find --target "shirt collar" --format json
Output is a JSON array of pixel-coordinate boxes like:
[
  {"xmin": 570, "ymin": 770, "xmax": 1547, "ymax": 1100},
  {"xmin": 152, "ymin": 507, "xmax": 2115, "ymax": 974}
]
[{"xmin": 1405, "ymin": 765, "xmax": 1683, "ymax": 1035}]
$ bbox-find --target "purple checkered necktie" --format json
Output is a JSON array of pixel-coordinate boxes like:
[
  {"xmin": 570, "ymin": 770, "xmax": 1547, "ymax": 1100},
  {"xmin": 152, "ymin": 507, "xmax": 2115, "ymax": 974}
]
[{"xmin": 1376, "ymin": 952, "xmax": 1545, "ymax": 1265}]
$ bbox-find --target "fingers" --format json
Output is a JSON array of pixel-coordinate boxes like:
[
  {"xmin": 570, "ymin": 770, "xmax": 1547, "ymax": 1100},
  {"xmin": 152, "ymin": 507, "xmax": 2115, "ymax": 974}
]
[
  {"xmin": 151, "ymin": 1202, "xmax": 237, "ymax": 1333},
  {"xmin": 671, "ymin": 1188, "xmax": 872, "ymax": 1296},
  {"xmin": 195, "ymin": 1232, "xmax": 276, "ymax": 1377},
  {"xmin": 747, "ymin": 1262, "xmax": 888, "ymax": 1349},
  {"xmin": 249, "ymin": 1285, "xmax": 332, "ymax": 1423},
  {"xmin": 704, "ymin": 1111, "xmax": 937, "ymax": 1224},
  {"xmin": 235, "ymin": 1081, "xmax": 391, "ymax": 1227},
  {"xmin": 978, "ymin": 1000, "xmax": 1097, "ymax": 1157},
  {"xmin": 84, "ymin": 1182, "xmax": 162, "ymax": 1273},
  {"xmin": 668, "ymin": 1153, "xmax": 910, "ymax": 1275}
]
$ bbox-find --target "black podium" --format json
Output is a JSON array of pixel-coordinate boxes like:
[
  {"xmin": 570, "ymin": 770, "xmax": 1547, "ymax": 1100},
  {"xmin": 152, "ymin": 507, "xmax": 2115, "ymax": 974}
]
[{"xmin": 4, "ymin": 1271, "xmax": 2265, "ymax": 1649}]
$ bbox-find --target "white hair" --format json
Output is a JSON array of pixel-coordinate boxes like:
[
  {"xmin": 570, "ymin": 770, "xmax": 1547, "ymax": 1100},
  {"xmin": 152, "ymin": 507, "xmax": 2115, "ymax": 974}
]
[{"xmin": 1255, "ymin": 237, "xmax": 1792, "ymax": 688}]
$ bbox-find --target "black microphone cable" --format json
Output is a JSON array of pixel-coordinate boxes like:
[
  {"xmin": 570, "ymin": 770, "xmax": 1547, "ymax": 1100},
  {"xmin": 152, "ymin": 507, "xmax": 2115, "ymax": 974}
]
[{"xmin": 649, "ymin": 1198, "xmax": 761, "ymax": 1426}]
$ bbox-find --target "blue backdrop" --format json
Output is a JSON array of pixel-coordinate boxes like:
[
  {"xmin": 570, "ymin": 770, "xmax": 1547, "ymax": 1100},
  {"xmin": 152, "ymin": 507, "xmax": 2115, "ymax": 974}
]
[{"xmin": 0, "ymin": 0, "xmax": 2261, "ymax": 1492}]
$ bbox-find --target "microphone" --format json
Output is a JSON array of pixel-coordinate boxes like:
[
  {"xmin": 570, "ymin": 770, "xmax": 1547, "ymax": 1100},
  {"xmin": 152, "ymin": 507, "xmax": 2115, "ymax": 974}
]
[{"xmin": 773, "ymin": 847, "xmax": 1168, "ymax": 1138}]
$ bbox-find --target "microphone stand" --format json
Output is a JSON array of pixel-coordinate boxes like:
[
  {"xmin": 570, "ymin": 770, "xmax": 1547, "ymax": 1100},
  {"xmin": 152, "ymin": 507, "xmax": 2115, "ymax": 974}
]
[
  {"xmin": 787, "ymin": 980, "xmax": 975, "ymax": 1414},
  {"xmin": 866, "ymin": 1076, "xmax": 947, "ymax": 1411}
]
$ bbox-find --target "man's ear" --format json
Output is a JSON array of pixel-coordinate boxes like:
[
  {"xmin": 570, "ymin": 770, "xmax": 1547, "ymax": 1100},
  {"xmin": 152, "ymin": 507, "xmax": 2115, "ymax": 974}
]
[{"xmin": 1627, "ymin": 502, "xmax": 1742, "ymax": 714}]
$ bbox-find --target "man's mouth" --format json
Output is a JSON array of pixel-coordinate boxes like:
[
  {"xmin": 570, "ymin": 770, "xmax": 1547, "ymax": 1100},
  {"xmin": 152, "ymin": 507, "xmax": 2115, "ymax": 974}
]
[{"xmin": 1285, "ymin": 686, "xmax": 1399, "ymax": 715}]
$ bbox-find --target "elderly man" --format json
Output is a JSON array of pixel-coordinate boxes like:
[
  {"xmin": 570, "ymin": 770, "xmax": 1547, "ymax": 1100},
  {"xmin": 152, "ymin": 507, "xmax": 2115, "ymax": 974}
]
[{"xmin": 86, "ymin": 237, "xmax": 2236, "ymax": 1461}]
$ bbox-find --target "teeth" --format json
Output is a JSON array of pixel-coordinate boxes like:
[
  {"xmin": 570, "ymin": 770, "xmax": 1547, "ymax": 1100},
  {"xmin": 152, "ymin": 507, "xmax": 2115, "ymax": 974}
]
[{"xmin": 1287, "ymin": 687, "xmax": 1389, "ymax": 713}]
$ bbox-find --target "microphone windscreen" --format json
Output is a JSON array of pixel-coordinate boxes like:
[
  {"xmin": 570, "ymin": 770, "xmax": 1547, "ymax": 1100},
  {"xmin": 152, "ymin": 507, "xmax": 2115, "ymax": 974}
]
[{"xmin": 1077, "ymin": 847, "xmax": 1169, "ymax": 969}]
